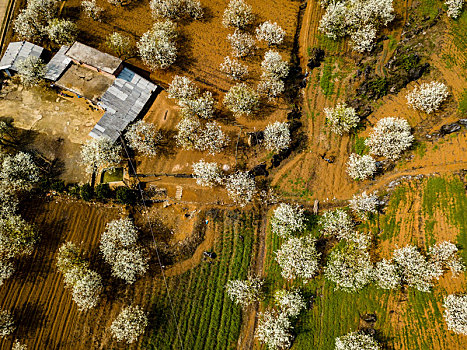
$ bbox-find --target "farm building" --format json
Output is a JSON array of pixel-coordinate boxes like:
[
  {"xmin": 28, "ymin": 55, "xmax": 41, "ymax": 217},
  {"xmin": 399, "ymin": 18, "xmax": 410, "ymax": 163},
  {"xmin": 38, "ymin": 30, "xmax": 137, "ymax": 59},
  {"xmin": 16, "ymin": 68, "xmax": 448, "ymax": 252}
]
[{"xmin": 0, "ymin": 41, "xmax": 160, "ymax": 143}]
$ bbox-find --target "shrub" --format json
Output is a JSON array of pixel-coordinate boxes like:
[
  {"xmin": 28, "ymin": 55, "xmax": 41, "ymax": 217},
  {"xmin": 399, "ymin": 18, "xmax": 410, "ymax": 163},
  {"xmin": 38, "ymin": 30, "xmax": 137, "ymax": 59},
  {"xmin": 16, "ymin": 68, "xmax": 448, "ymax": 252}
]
[
  {"xmin": 115, "ymin": 186, "xmax": 138, "ymax": 205},
  {"xmin": 79, "ymin": 183, "xmax": 93, "ymax": 201},
  {"xmin": 95, "ymin": 183, "xmax": 113, "ymax": 200}
]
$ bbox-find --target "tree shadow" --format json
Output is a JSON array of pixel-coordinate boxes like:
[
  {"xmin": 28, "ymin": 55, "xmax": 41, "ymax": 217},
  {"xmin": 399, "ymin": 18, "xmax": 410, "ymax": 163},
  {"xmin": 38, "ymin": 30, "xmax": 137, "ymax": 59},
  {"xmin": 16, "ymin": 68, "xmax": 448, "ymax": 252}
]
[{"xmin": 13, "ymin": 301, "xmax": 48, "ymax": 337}]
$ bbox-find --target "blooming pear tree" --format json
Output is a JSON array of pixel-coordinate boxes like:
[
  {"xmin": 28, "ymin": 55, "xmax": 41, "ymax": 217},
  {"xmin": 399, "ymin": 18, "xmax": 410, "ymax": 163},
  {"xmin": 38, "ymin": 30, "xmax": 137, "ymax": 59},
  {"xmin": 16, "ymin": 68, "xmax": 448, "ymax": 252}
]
[
  {"xmin": 372, "ymin": 258, "xmax": 401, "ymax": 290},
  {"xmin": 45, "ymin": 19, "xmax": 78, "ymax": 45},
  {"xmin": 256, "ymin": 21, "xmax": 286, "ymax": 46},
  {"xmin": 0, "ymin": 260, "xmax": 14, "ymax": 287},
  {"xmin": 0, "ymin": 152, "xmax": 40, "ymax": 192},
  {"xmin": 225, "ymin": 171, "xmax": 256, "ymax": 206},
  {"xmin": 275, "ymin": 236, "xmax": 320, "ymax": 280},
  {"xmin": 107, "ymin": 32, "xmax": 132, "ymax": 58},
  {"xmin": 227, "ymin": 30, "xmax": 256, "ymax": 58},
  {"xmin": 0, "ymin": 309, "xmax": 15, "ymax": 337},
  {"xmin": 320, "ymin": 209, "xmax": 354, "ymax": 240},
  {"xmin": 222, "ymin": 0, "xmax": 254, "ymax": 29},
  {"xmin": 406, "ymin": 81, "xmax": 449, "ymax": 113},
  {"xmin": 274, "ymin": 289, "xmax": 306, "ymax": 318},
  {"xmin": 192, "ymin": 160, "xmax": 223, "ymax": 187},
  {"xmin": 223, "ymin": 83, "xmax": 260, "ymax": 116},
  {"xmin": 125, "ymin": 120, "xmax": 161, "ymax": 156},
  {"xmin": 182, "ymin": 91, "xmax": 216, "ymax": 119},
  {"xmin": 175, "ymin": 116, "xmax": 200, "ymax": 150},
  {"xmin": 225, "ymin": 275, "xmax": 263, "ymax": 307},
  {"xmin": 100, "ymin": 218, "xmax": 149, "ymax": 284},
  {"xmin": 346, "ymin": 153, "xmax": 377, "ymax": 180},
  {"xmin": 81, "ymin": 0, "xmax": 103, "ymax": 21},
  {"xmin": 138, "ymin": 20, "xmax": 178, "ymax": 70},
  {"xmin": 195, "ymin": 121, "xmax": 229, "ymax": 154},
  {"xmin": 12, "ymin": 340, "xmax": 27, "ymax": 350},
  {"xmin": 443, "ymin": 294, "xmax": 467, "ymax": 335},
  {"xmin": 150, "ymin": 0, "xmax": 203, "ymax": 20},
  {"xmin": 365, "ymin": 117, "xmax": 413, "ymax": 160},
  {"xmin": 335, "ymin": 331, "xmax": 381, "ymax": 350},
  {"xmin": 324, "ymin": 102, "xmax": 359, "ymax": 135},
  {"xmin": 263, "ymin": 122, "xmax": 290, "ymax": 153},
  {"xmin": 428, "ymin": 241, "xmax": 465, "ymax": 276},
  {"xmin": 261, "ymin": 50, "xmax": 289, "ymax": 80},
  {"xmin": 15, "ymin": 56, "xmax": 46, "ymax": 87},
  {"xmin": 110, "ymin": 305, "xmax": 148, "ymax": 344},
  {"xmin": 220, "ymin": 56, "xmax": 249, "ymax": 80},
  {"xmin": 256, "ymin": 310, "xmax": 292, "ymax": 350},
  {"xmin": 167, "ymin": 75, "xmax": 199, "ymax": 101},
  {"xmin": 270, "ymin": 203, "xmax": 306, "ymax": 237},
  {"xmin": 445, "ymin": 0, "xmax": 465, "ymax": 18},
  {"xmin": 257, "ymin": 78, "xmax": 285, "ymax": 101},
  {"xmin": 0, "ymin": 214, "xmax": 37, "ymax": 259},
  {"xmin": 14, "ymin": 0, "xmax": 58, "ymax": 41},
  {"xmin": 349, "ymin": 191, "xmax": 378, "ymax": 219},
  {"xmin": 79, "ymin": 136, "xmax": 121, "ymax": 175}
]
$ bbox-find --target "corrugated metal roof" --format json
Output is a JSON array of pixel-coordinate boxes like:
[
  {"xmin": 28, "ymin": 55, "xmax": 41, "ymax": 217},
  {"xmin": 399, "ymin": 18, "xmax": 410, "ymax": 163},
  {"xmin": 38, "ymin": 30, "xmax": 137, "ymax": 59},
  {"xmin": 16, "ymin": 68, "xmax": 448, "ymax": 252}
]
[
  {"xmin": 90, "ymin": 67, "xmax": 159, "ymax": 142},
  {"xmin": 0, "ymin": 41, "xmax": 44, "ymax": 71},
  {"xmin": 65, "ymin": 42, "xmax": 122, "ymax": 75},
  {"xmin": 44, "ymin": 45, "xmax": 72, "ymax": 81}
]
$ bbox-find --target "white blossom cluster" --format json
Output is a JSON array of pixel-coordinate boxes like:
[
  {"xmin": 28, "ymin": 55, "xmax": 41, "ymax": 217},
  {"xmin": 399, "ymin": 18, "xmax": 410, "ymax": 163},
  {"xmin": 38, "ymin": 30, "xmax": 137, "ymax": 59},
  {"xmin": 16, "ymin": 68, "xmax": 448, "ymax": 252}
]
[
  {"xmin": 443, "ymin": 294, "xmax": 467, "ymax": 335},
  {"xmin": 167, "ymin": 75, "xmax": 200, "ymax": 101},
  {"xmin": 256, "ymin": 21, "xmax": 286, "ymax": 46},
  {"xmin": 372, "ymin": 258, "xmax": 400, "ymax": 290},
  {"xmin": 320, "ymin": 209, "xmax": 354, "ymax": 240},
  {"xmin": 81, "ymin": 0, "xmax": 103, "ymax": 21},
  {"xmin": 138, "ymin": 20, "xmax": 178, "ymax": 70},
  {"xmin": 255, "ymin": 310, "xmax": 292, "ymax": 350},
  {"xmin": 324, "ymin": 247, "xmax": 373, "ymax": 292},
  {"xmin": 445, "ymin": 0, "xmax": 465, "ymax": 18},
  {"xmin": 275, "ymin": 236, "xmax": 320, "ymax": 280},
  {"xmin": 175, "ymin": 117, "xmax": 228, "ymax": 154},
  {"xmin": 192, "ymin": 160, "xmax": 223, "ymax": 187},
  {"xmin": 125, "ymin": 120, "xmax": 161, "ymax": 156},
  {"xmin": 324, "ymin": 102, "xmax": 359, "ymax": 135},
  {"xmin": 349, "ymin": 191, "xmax": 378, "ymax": 219},
  {"xmin": 175, "ymin": 116, "xmax": 200, "ymax": 150},
  {"xmin": 14, "ymin": 0, "xmax": 58, "ymax": 41},
  {"xmin": 110, "ymin": 305, "xmax": 148, "ymax": 344},
  {"xmin": 0, "ymin": 309, "xmax": 15, "ymax": 337},
  {"xmin": 258, "ymin": 51, "xmax": 288, "ymax": 100},
  {"xmin": 224, "ymin": 83, "xmax": 260, "ymax": 116},
  {"xmin": 406, "ymin": 81, "xmax": 449, "ymax": 114},
  {"xmin": 0, "ymin": 260, "xmax": 14, "ymax": 287},
  {"xmin": 428, "ymin": 241, "xmax": 465, "ymax": 276},
  {"xmin": 346, "ymin": 153, "xmax": 376, "ymax": 180},
  {"xmin": 257, "ymin": 78, "xmax": 285, "ymax": 101},
  {"xmin": 225, "ymin": 275, "xmax": 263, "ymax": 307},
  {"xmin": 318, "ymin": 0, "xmax": 394, "ymax": 52},
  {"xmin": 225, "ymin": 171, "xmax": 256, "ymax": 206},
  {"xmin": 0, "ymin": 214, "xmax": 36, "ymax": 259},
  {"xmin": 182, "ymin": 91, "xmax": 216, "ymax": 120},
  {"xmin": 0, "ymin": 152, "xmax": 40, "ymax": 192},
  {"xmin": 365, "ymin": 117, "xmax": 413, "ymax": 160},
  {"xmin": 150, "ymin": 0, "xmax": 204, "ymax": 20},
  {"xmin": 80, "ymin": 136, "xmax": 121, "ymax": 175},
  {"xmin": 220, "ymin": 56, "xmax": 249, "ymax": 80},
  {"xmin": 335, "ymin": 331, "xmax": 381, "ymax": 350},
  {"xmin": 227, "ymin": 29, "xmax": 256, "ymax": 58},
  {"xmin": 107, "ymin": 32, "xmax": 132, "ymax": 58},
  {"xmin": 392, "ymin": 245, "xmax": 442, "ymax": 292},
  {"xmin": 100, "ymin": 218, "xmax": 149, "ymax": 284},
  {"xmin": 15, "ymin": 56, "xmax": 46, "ymax": 87},
  {"xmin": 263, "ymin": 122, "xmax": 290, "ymax": 153},
  {"xmin": 45, "ymin": 19, "xmax": 78, "ymax": 45},
  {"xmin": 222, "ymin": 0, "xmax": 254, "ymax": 29},
  {"xmin": 12, "ymin": 340, "xmax": 27, "ymax": 350},
  {"xmin": 271, "ymin": 203, "xmax": 306, "ymax": 237},
  {"xmin": 274, "ymin": 289, "xmax": 306, "ymax": 318},
  {"xmin": 56, "ymin": 242, "xmax": 103, "ymax": 311}
]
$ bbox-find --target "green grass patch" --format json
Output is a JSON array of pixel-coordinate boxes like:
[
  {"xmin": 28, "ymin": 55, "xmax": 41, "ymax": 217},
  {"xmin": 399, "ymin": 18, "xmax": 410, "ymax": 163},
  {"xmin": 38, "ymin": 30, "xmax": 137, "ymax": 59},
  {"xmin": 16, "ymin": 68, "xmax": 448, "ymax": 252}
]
[
  {"xmin": 317, "ymin": 34, "xmax": 342, "ymax": 53},
  {"xmin": 101, "ymin": 167, "xmax": 123, "ymax": 183},
  {"xmin": 320, "ymin": 59, "xmax": 336, "ymax": 96},
  {"xmin": 458, "ymin": 88, "xmax": 467, "ymax": 114},
  {"xmin": 417, "ymin": 0, "xmax": 441, "ymax": 19},
  {"xmin": 450, "ymin": 6, "xmax": 467, "ymax": 53},
  {"xmin": 352, "ymin": 135, "xmax": 368, "ymax": 155}
]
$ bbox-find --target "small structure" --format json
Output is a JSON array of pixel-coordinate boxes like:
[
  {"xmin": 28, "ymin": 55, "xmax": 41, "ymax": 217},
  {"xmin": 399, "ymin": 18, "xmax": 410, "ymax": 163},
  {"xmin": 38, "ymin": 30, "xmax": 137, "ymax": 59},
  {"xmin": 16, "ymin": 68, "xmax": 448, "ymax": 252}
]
[
  {"xmin": 44, "ymin": 45, "xmax": 72, "ymax": 81},
  {"xmin": 0, "ymin": 41, "xmax": 44, "ymax": 74},
  {"xmin": 175, "ymin": 186, "xmax": 183, "ymax": 200},
  {"xmin": 65, "ymin": 42, "xmax": 122, "ymax": 76}
]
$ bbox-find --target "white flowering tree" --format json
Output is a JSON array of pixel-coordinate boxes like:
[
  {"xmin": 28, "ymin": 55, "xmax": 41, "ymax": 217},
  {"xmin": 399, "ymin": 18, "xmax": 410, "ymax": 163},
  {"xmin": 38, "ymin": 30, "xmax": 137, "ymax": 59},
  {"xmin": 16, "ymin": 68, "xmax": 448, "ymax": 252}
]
[
  {"xmin": 256, "ymin": 21, "xmax": 285, "ymax": 46},
  {"xmin": 349, "ymin": 191, "xmax": 378, "ymax": 219},
  {"xmin": 125, "ymin": 120, "xmax": 161, "ymax": 156},
  {"xmin": 81, "ymin": 0, "xmax": 103, "ymax": 21},
  {"xmin": 110, "ymin": 305, "xmax": 148, "ymax": 344},
  {"xmin": 324, "ymin": 247, "xmax": 373, "ymax": 292},
  {"xmin": 222, "ymin": 0, "xmax": 254, "ymax": 29},
  {"xmin": 150, "ymin": 0, "xmax": 203, "ymax": 20},
  {"xmin": 406, "ymin": 81, "xmax": 449, "ymax": 114},
  {"xmin": 138, "ymin": 20, "xmax": 178, "ymax": 70},
  {"xmin": 335, "ymin": 331, "xmax": 381, "ymax": 350},
  {"xmin": 195, "ymin": 121, "xmax": 229, "ymax": 154},
  {"xmin": 346, "ymin": 153, "xmax": 376, "ymax": 180},
  {"xmin": 443, "ymin": 294, "xmax": 467, "ymax": 335},
  {"xmin": 318, "ymin": 1, "xmax": 348, "ymax": 40},
  {"xmin": 225, "ymin": 171, "xmax": 256, "ymax": 206},
  {"xmin": 225, "ymin": 275, "xmax": 263, "ymax": 307},
  {"xmin": 372, "ymin": 258, "xmax": 401, "ymax": 290},
  {"xmin": 227, "ymin": 30, "xmax": 256, "ymax": 58},
  {"xmin": 192, "ymin": 160, "xmax": 223, "ymax": 187},
  {"xmin": 429, "ymin": 241, "xmax": 465, "ymax": 276},
  {"xmin": 257, "ymin": 78, "xmax": 285, "ymax": 101},
  {"xmin": 263, "ymin": 122, "xmax": 290, "ymax": 153},
  {"xmin": 365, "ymin": 117, "xmax": 413, "ymax": 160},
  {"xmin": 0, "ymin": 214, "xmax": 36, "ymax": 259},
  {"xmin": 12, "ymin": 340, "xmax": 27, "ymax": 350},
  {"xmin": 324, "ymin": 102, "xmax": 359, "ymax": 135},
  {"xmin": 274, "ymin": 289, "xmax": 306, "ymax": 318},
  {"xmin": 100, "ymin": 218, "xmax": 148, "ymax": 284},
  {"xmin": 392, "ymin": 245, "xmax": 442, "ymax": 292},
  {"xmin": 79, "ymin": 136, "xmax": 121, "ymax": 175},
  {"xmin": 46, "ymin": 19, "xmax": 78, "ymax": 45},
  {"xmin": 0, "ymin": 152, "xmax": 40, "ymax": 192},
  {"xmin": 182, "ymin": 92, "xmax": 216, "ymax": 119},
  {"xmin": 271, "ymin": 203, "xmax": 305, "ymax": 237},
  {"xmin": 445, "ymin": 0, "xmax": 465, "ymax": 18},
  {"xmin": 0, "ymin": 260, "xmax": 14, "ymax": 287},
  {"xmin": 261, "ymin": 50, "xmax": 289, "ymax": 80},
  {"xmin": 0, "ymin": 309, "xmax": 15, "ymax": 337},
  {"xmin": 350, "ymin": 24, "xmax": 377, "ymax": 52},
  {"xmin": 167, "ymin": 75, "xmax": 199, "ymax": 101},
  {"xmin": 275, "ymin": 236, "xmax": 320, "ymax": 280},
  {"xmin": 256, "ymin": 310, "xmax": 292, "ymax": 350},
  {"xmin": 220, "ymin": 56, "xmax": 248, "ymax": 80},
  {"xmin": 15, "ymin": 56, "xmax": 46, "ymax": 87},
  {"xmin": 107, "ymin": 32, "xmax": 132, "ymax": 58},
  {"xmin": 224, "ymin": 83, "xmax": 260, "ymax": 116},
  {"xmin": 175, "ymin": 116, "xmax": 200, "ymax": 150},
  {"xmin": 14, "ymin": 0, "xmax": 58, "ymax": 41},
  {"xmin": 320, "ymin": 209, "xmax": 354, "ymax": 240}
]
